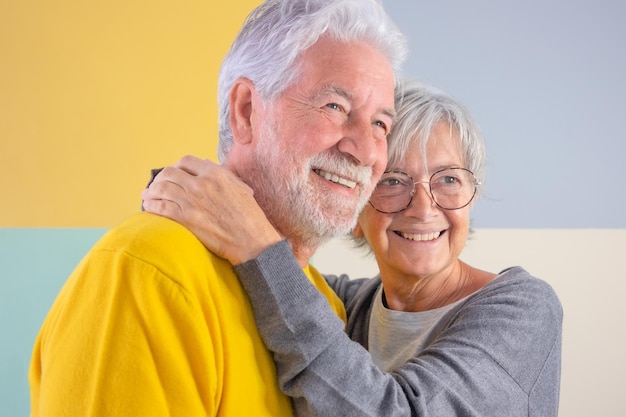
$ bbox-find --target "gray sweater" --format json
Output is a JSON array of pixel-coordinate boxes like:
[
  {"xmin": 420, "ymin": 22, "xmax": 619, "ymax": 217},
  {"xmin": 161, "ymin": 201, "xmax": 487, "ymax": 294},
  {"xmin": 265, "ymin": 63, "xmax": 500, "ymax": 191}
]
[{"xmin": 234, "ymin": 240, "xmax": 563, "ymax": 417}]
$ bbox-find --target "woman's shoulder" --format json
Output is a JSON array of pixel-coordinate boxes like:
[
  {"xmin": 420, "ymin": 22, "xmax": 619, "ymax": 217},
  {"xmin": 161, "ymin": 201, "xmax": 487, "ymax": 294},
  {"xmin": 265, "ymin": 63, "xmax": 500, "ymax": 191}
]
[
  {"xmin": 475, "ymin": 266, "xmax": 563, "ymax": 319},
  {"xmin": 491, "ymin": 266, "xmax": 558, "ymax": 294}
]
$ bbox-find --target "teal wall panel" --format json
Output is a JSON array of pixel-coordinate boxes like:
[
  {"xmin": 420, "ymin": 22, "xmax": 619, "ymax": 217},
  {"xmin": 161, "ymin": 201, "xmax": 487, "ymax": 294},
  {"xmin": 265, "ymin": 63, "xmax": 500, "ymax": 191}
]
[{"xmin": 0, "ymin": 229, "xmax": 106, "ymax": 417}]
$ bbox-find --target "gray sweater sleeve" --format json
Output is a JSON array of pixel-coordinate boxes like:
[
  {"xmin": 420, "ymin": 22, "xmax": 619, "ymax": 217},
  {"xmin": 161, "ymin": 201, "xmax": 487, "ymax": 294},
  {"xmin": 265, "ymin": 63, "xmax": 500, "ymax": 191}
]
[{"xmin": 234, "ymin": 240, "xmax": 563, "ymax": 417}]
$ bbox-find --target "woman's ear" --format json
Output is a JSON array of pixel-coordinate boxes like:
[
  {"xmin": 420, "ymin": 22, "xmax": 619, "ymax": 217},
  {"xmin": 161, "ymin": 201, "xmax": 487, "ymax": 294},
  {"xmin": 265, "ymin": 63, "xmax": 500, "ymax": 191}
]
[{"xmin": 229, "ymin": 78, "xmax": 256, "ymax": 145}]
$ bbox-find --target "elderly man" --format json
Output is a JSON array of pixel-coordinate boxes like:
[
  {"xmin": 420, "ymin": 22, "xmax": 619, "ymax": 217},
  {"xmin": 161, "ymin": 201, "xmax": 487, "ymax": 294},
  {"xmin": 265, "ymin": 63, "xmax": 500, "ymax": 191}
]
[{"xmin": 28, "ymin": 0, "xmax": 406, "ymax": 416}]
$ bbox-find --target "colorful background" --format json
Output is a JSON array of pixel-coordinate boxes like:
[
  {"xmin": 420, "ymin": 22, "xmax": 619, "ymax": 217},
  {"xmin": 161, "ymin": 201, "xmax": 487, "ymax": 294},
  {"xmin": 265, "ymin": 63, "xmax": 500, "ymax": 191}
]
[
  {"xmin": 1, "ymin": 1, "xmax": 261, "ymax": 415},
  {"xmin": 2, "ymin": 1, "xmax": 625, "ymax": 416}
]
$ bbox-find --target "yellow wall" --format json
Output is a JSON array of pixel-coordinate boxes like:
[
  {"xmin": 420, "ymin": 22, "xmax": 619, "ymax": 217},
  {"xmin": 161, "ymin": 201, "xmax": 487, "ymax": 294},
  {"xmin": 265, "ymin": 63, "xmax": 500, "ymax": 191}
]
[{"xmin": 0, "ymin": 0, "xmax": 261, "ymax": 227}]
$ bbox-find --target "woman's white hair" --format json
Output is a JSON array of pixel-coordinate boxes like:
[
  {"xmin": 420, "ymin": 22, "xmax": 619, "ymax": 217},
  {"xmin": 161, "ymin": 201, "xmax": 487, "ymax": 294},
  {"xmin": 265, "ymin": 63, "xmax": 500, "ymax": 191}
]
[
  {"xmin": 388, "ymin": 78, "xmax": 487, "ymax": 187},
  {"xmin": 352, "ymin": 78, "xmax": 488, "ymax": 251}
]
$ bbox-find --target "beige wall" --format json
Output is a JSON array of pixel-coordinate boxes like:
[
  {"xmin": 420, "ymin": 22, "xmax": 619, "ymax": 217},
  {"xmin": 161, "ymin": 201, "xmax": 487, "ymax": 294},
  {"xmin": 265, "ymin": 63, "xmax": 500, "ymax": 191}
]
[{"xmin": 313, "ymin": 229, "xmax": 626, "ymax": 416}]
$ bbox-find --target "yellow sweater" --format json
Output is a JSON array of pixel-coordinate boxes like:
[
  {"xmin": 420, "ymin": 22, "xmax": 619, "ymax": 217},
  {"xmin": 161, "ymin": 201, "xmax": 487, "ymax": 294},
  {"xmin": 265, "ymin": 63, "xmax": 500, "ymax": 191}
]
[{"xmin": 29, "ymin": 213, "xmax": 346, "ymax": 416}]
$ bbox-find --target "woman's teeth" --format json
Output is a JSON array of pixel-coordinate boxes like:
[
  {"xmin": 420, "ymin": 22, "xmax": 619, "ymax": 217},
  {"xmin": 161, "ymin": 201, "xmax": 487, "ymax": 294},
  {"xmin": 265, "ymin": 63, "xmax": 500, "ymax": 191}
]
[{"xmin": 399, "ymin": 231, "xmax": 441, "ymax": 241}]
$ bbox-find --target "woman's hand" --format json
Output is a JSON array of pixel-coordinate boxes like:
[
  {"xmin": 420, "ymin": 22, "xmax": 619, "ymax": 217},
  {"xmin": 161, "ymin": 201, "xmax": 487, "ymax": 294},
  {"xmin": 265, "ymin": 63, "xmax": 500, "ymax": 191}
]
[{"xmin": 142, "ymin": 155, "xmax": 282, "ymax": 264}]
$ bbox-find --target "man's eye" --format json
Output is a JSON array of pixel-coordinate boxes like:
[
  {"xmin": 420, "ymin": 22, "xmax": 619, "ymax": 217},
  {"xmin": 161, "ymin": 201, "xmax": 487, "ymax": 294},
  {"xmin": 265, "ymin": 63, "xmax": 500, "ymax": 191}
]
[
  {"xmin": 325, "ymin": 103, "xmax": 342, "ymax": 111},
  {"xmin": 373, "ymin": 120, "xmax": 388, "ymax": 133}
]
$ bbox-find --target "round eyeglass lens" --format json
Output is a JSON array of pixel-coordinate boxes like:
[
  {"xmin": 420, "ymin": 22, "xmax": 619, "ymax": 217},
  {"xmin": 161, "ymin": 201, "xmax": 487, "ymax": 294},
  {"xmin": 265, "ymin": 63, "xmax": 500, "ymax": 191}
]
[
  {"xmin": 429, "ymin": 168, "xmax": 477, "ymax": 210},
  {"xmin": 369, "ymin": 171, "xmax": 414, "ymax": 214}
]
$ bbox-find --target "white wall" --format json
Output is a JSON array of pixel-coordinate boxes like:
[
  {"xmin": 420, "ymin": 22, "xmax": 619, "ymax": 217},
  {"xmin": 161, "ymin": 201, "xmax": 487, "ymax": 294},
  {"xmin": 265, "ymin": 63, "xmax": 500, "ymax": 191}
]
[{"xmin": 312, "ymin": 229, "xmax": 626, "ymax": 416}]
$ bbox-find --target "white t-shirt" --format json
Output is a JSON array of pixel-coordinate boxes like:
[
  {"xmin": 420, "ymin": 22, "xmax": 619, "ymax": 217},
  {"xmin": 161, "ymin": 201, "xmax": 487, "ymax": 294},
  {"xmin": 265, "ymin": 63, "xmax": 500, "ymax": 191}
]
[{"xmin": 368, "ymin": 286, "xmax": 467, "ymax": 372}]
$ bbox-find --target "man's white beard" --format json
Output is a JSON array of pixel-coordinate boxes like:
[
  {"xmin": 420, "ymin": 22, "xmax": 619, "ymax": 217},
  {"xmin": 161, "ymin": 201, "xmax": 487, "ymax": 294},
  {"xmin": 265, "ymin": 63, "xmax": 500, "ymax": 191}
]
[{"xmin": 246, "ymin": 129, "xmax": 373, "ymax": 250}]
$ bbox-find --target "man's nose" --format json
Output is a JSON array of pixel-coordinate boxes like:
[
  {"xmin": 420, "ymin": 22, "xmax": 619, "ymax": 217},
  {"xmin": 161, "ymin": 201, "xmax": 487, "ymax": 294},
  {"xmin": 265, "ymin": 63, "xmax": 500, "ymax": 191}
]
[{"xmin": 336, "ymin": 117, "xmax": 386, "ymax": 168}]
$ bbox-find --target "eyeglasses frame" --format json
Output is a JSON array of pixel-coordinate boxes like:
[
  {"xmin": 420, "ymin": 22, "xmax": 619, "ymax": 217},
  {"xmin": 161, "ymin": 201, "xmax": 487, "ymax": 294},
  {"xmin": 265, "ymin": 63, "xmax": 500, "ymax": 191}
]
[{"xmin": 369, "ymin": 167, "xmax": 481, "ymax": 214}]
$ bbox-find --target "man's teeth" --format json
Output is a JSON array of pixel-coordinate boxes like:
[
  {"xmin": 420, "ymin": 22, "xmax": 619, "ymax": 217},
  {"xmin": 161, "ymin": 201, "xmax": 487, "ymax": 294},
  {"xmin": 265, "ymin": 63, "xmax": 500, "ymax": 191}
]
[
  {"xmin": 400, "ymin": 231, "xmax": 441, "ymax": 241},
  {"xmin": 314, "ymin": 169, "xmax": 357, "ymax": 189}
]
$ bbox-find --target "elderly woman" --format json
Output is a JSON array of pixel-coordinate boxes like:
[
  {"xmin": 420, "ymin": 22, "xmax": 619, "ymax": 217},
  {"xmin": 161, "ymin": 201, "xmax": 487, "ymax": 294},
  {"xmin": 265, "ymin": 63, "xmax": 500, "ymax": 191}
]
[{"xmin": 143, "ymin": 79, "xmax": 563, "ymax": 416}]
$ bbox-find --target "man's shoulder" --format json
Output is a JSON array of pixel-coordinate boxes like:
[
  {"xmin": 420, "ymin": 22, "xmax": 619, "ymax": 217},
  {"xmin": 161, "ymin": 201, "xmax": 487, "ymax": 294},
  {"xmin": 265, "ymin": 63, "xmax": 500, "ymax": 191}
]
[
  {"xmin": 98, "ymin": 212, "xmax": 196, "ymax": 247},
  {"xmin": 94, "ymin": 212, "xmax": 224, "ymax": 274}
]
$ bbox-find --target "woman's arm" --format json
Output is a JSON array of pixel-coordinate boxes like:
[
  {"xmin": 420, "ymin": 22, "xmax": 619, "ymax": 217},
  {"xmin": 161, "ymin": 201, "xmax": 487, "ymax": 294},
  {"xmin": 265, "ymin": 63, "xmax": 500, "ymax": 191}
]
[
  {"xmin": 142, "ymin": 155, "xmax": 374, "ymax": 307},
  {"xmin": 142, "ymin": 158, "xmax": 563, "ymax": 416},
  {"xmin": 236, "ymin": 245, "xmax": 562, "ymax": 417},
  {"xmin": 142, "ymin": 155, "xmax": 282, "ymax": 264},
  {"xmin": 235, "ymin": 241, "xmax": 417, "ymax": 416}
]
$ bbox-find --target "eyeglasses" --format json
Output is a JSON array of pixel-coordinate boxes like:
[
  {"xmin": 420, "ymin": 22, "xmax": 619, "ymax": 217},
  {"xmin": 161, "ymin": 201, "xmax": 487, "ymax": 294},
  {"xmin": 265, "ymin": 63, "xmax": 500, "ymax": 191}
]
[{"xmin": 369, "ymin": 168, "xmax": 480, "ymax": 213}]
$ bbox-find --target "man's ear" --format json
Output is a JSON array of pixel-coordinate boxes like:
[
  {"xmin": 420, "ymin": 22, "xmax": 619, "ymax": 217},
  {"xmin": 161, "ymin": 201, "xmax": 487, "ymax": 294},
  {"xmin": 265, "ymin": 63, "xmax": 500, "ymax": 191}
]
[{"xmin": 229, "ymin": 78, "xmax": 256, "ymax": 145}]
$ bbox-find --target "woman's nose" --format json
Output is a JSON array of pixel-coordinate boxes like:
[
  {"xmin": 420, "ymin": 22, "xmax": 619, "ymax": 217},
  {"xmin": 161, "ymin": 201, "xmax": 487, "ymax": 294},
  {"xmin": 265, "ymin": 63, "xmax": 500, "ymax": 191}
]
[{"xmin": 405, "ymin": 181, "xmax": 437, "ymax": 216}]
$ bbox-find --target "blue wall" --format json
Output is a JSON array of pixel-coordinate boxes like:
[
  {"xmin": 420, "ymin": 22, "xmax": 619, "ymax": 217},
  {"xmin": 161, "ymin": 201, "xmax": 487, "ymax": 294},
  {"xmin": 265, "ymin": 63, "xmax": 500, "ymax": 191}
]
[
  {"xmin": 385, "ymin": 0, "xmax": 626, "ymax": 228},
  {"xmin": 0, "ymin": 229, "xmax": 106, "ymax": 417}
]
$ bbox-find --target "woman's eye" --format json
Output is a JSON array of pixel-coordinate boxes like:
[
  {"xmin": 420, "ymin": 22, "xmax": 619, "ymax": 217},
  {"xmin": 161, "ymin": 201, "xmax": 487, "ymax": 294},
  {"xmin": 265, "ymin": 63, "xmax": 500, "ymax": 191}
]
[{"xmin": 379, "ymin": 177, "xmax": 402, "ymax": 186}]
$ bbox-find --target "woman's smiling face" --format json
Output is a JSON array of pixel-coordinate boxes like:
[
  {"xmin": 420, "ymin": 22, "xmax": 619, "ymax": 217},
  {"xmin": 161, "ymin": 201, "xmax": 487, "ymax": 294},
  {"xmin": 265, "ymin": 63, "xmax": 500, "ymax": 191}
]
[{"xmin": 355, "ymin": 121, "xmax": 473, "ymax": 282}]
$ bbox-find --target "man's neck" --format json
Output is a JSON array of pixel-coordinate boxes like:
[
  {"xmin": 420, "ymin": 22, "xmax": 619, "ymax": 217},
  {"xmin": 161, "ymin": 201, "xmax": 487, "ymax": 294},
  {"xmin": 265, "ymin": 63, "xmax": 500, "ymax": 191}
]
[{"xmin": 288, "ymin": 240, "xmax": 317, "ymax": 268}]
